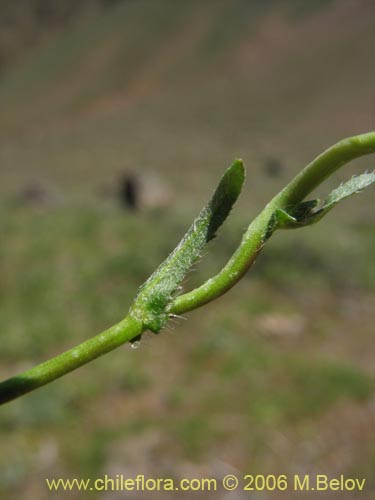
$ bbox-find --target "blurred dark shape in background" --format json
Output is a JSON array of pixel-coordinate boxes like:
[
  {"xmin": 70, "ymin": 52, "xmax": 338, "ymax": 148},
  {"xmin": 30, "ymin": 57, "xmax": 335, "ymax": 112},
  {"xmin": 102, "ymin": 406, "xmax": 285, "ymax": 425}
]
[
  {"xmin": 99, "ymin": 171, "xmax": 172, "ymax": 211},
  {"xmin": 119, "ymin": 172, "xmax": 139, "ymax": 211},
  {"xmin": 263, "ymin": 157, "xmax": 284, "ymax": 178},
  {"xmin": 117, "ymin": 171, "xmax": 172, "ymax": 211},
  {"xmin": 18, "ymin": 181, "xmax": 50, "ymax": 206},
  {"xmin": 16, "ymin": 180, "xmax": 61, "ymax": 207}
]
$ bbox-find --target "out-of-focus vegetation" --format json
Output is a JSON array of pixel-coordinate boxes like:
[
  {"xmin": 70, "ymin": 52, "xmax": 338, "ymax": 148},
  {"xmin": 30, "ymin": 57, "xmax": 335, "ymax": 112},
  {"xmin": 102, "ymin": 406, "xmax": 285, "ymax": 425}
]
[{"xmin": 0, "ymin": 1, "xmax": 374, "ymax": 499}]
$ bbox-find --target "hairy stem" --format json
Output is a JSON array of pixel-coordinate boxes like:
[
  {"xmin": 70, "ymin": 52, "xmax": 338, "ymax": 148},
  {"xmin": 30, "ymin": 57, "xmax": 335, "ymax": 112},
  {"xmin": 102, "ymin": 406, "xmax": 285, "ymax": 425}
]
[
  {"xmin": 170, "ymin": 132, "xmax": 375, "ymax": 314},
  {"xmin": 1, "ymin": 132, "xmax": 374, "ymax": 405}
]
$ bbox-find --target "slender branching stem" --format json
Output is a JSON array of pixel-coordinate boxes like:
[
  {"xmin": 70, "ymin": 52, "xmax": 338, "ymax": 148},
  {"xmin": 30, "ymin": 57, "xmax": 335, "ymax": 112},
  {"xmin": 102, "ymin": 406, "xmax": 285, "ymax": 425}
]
[
  {"xmin": 1, "ymin": 132, "xmax": 374, "ymax": 405},
  {"xmin": 170, "ymin": 132, "xmax": 375, "ymax": 314}
]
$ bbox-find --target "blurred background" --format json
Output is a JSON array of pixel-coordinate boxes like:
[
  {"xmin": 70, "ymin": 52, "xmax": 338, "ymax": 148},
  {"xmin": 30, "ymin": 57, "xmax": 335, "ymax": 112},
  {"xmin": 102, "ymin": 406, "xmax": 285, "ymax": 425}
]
[{"xmin": 0, "ymin": 0, "xmax": 374, "ymax": 498}]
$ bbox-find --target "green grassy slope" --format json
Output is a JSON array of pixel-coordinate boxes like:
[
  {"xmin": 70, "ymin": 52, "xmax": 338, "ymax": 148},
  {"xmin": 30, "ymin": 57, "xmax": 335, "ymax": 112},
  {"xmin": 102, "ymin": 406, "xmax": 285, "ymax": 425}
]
[{"xmin": 1, "ymin": 0, "xmax": 374, "ymax": 193}]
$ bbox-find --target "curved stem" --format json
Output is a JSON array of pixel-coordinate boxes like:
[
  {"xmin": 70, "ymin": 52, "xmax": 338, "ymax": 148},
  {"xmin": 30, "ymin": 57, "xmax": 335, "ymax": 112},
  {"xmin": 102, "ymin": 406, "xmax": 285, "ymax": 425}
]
[
  {"xmin": 170, "ymin": 132, "xmax": 375, "ymax": 314},
  {"xmin": 275, "ymin": 131, "xmax": 375, "ymax": 206},
  {"xmin": 1, "ymin": 132, "xmax": 374, "ymax": 405}
]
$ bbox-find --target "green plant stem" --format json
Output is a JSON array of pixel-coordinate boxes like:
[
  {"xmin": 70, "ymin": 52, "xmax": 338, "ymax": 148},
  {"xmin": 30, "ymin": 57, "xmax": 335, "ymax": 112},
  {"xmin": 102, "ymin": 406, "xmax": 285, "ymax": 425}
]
[
  {"xmin": 1, "ymin": 132, "xmax": 374, "ymax": 405},
  {"xmin": 170, "ymin": 132, "xmax": 375, "ymax": 314},
  {"xmin": 0, "ymin": 315, "xmax": 143, "ymax": 405}
]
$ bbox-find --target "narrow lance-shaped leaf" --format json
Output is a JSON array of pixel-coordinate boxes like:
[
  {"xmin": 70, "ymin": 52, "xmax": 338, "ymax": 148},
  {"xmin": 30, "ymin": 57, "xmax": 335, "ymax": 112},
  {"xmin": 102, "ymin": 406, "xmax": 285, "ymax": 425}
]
[
  {"xmin": 270, "ymin": 171, "xmax": 375, "ymax": 231},
  {"xmin": 129, "ymin": 160, "xmax": 245, "ymax": 333}
]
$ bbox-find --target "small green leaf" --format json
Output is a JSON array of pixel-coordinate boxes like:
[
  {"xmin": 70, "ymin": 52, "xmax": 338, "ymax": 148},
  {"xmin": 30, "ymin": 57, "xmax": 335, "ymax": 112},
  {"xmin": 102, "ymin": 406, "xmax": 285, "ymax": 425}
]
[
  {"xmin": 324, "ymin": 171, "xmax": 375, "ymax": 207},
  {"xmin": 275, "ymin": 208, "xmax": 297, "ymax": 225},
  {"xmin": 272, "ymin": 172, "xmax": 375, "ymax": 231},
  {"xmin": 288, "ymin": 199, "xmax": 320, "ymax": 220},
  {"xmin": 265, "ymin": 208, "xmax": 297, "ymax": 238},
  {"xmin": 130, "ymin": 160, "xmax": 245, "ymax": 332}
]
